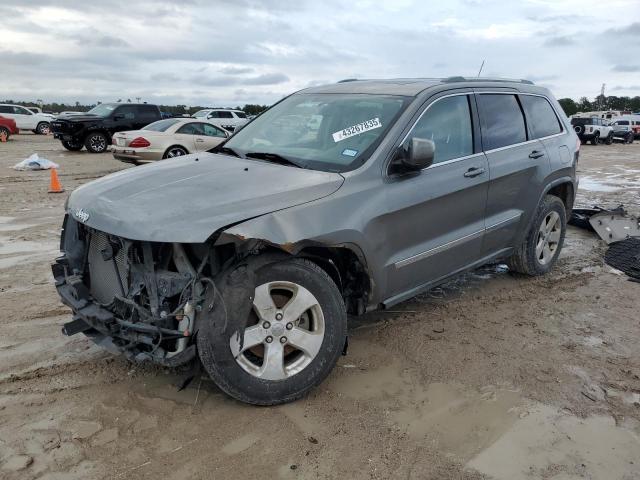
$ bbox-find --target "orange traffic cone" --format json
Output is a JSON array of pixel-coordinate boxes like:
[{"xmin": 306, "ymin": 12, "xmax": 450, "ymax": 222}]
[
  {"xmin": 48, "ymin": 168, "xmax": 65, "ymax": 193},
  {"xmin": 0, "ymin": 131, "xmax": 7, "ymax": 142}
]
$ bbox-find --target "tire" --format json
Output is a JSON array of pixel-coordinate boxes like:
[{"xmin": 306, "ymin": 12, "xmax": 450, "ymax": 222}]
[
  {"xmin": 604, "ymin": 132, "xmax": 613, "ymax": 145},
  {"xmin": 198, "ymin": 258, "xmax": 347, "ymax": 405},
  {"xmin": 61, "ymin": 140, "xmax": 83, "ymax": 151},
  {"xmin": 573, "ymin": 125, "xmax": 584, "ymax": 135},
  {"xmin": 36, "ymin": 122, "xmax": 50, "ymax": 135},
  {"xmin": 590, "ymin": 132, "xmax": 600, "ymax": 145},
  {"xmin": 508, "ymin": 195, "xmax": 567, "ymax": 276},
  {"xmin": 163, "ymin": 145, "xmax": 188, "ymax": 158},
  {"xmin": 0, "ymin": 127, "xmax": 10, "ymax": 141},
  {"xmin": 626, "ymin": 133, "xmax": 634, "ymax": 144},
  {"xmin": 84, "ymin": 132, "xmax": 109, "ymax": 153}
]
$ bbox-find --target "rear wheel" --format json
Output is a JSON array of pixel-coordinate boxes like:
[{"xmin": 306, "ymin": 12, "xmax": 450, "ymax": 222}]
[
  {"xmin": 0, "ymin": 127, "xmax": 10, "ymax": 141},
  {"xmin": 163, "ymin": 146, "xmax": 188, "ymax": 158},
  {"xmin": 36, "ymin": 122, "xmax": 50, "ymax": 135},
  {"xmin": 198, "ymin": 258, "xmax": 347, "ymax": 405},
  {"xmin": 61, "ymin": 140, "xmax": 83, "ymax": 151},
  {"xmin": 85, "ymin": 132, "xmax": 109, "ymax": 153},
  {"xmin": 508, "ymin": 195, "xmax": 566, "ymax": 276},
  {"xmin": 590, "ymin": 132, "xmax": 600, "ymax": 145}
]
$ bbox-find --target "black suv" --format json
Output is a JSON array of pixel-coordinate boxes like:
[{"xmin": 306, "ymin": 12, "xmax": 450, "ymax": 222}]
[{"xmin": 51, "ymin": 103, "xmax": 162, "ymax": 153}]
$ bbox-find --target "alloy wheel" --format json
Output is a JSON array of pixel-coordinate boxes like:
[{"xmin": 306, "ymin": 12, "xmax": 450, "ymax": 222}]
[
  {"xmin": 90, "ymin": 135, "xmax": 106, "ymax": 152},
  {"xmin": 230, "ymin": 281, "xmax": 325, "ymax": 380},
  {"xmin": 536, "ymin": 211, "xmax": 561, "ymax": 265}
]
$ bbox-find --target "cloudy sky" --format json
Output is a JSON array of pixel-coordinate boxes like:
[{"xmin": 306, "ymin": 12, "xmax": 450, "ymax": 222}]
[{"xmin": 2, "ymin": 0, "xmax": 640, "ymax": 107}]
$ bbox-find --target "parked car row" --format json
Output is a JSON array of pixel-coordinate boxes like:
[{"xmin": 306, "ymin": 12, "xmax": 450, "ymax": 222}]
[
  {"xmin": 0, "ymin": 104, "xmax": 53, "ymax": 134},
  {"xmin": 570, "ymin": 115, "xmax": 636, "ymax": 145}
]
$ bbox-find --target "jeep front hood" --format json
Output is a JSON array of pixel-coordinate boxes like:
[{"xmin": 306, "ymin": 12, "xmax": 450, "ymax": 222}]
[{"xmin": 67, "ymin": 153, "xmax": 344, "ymax": 243}]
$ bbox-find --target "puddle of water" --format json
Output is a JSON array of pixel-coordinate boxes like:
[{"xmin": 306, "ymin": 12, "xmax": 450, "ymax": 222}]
[
  {"xmin": 578, "ymin": 176, "xmax": 622, "ymax": 192},
  {"xmin": 579, "ymin": 175, "xmax": 640, "ymax": 192},
  {"xmin": 221, "ymin": 433, "xmax": 260, "ymax": 455},
  {"xmin": 0, "ymin": 237, "xmax": 45, "ymax": 255},
  {"xmin": 466, "ymin": 403, "xmax": 640, "ymax": 479},
  {"xmin": 0, "ymin": 254, "xmax": 35, "ymax": 269},
  {"xmin": 583, "ymin": 335, "xmax": 604, "ymax": 347},
  {"xmin": 329, "ymin": 360, "xmax": 523, "ymax": 459}
]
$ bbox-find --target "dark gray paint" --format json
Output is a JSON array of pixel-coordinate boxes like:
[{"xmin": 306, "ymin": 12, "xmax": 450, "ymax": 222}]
[{"xmin": 66, "ymin": 78, "xmax": 578, "ymax": 308}]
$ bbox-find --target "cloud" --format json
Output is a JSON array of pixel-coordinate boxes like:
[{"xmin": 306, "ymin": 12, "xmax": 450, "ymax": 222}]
[
  {"xmin": 605, "ymin": 22, "xmax": 640, "ymax": 36},
  {"xmin": 220, "ymin": 66, "xmax": 254, "ymax": 75},
  {"xmin": 242, "ymin": 73, "xmax": 289, "ymax": 85},
  {"xmin": 543, "ymin": 35, "xmax": 575, "ymax": 47},
  {"xmin": 612, "ymin": 64, "xmax": 640, "ymax": 72}
]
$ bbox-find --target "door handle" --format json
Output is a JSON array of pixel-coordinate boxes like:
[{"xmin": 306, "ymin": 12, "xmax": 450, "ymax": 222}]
[
  {"xmin": 196, "ymin": 138, "xmax": 204, "ymax": 142},
  {"xmin": 464, "ymin": 167, "xmax": 485, "ymax": 178},
  {"xmin": 529, "ymin": 150, "xmax": 545, "ymax": 159}
]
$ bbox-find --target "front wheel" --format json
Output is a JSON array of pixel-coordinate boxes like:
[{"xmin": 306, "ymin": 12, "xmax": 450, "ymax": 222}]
[
  {"xmin": 163, "ymin": 146, "xmax": 188, "ymax": 158},
  {"xmin": 198, "ymin": 258, "xmax": 347, "ymax": 405},
  {"xmin": 508, "ymin": 195, "xmax": 567, "ymax": 276},
  {"xmin": 85, "ymin": 132, "xmax": 109, "ymax": 153},
  {"xmin": 0, "ymin": 127, "xmax": 10, "ymax": 141}
]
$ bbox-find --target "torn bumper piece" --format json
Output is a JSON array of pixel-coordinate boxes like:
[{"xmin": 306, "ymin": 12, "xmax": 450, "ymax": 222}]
[{"xmin": 52, "ymin": 257, "xmax": 196, "ymax": 367}]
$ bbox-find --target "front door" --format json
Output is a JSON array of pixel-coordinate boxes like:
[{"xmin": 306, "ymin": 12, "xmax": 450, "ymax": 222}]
[
  {"xmin": 194, "ymin": 123, "xmax": 228, "ymax": 151},
  {"xmin": 381, "ymin": 93, "xmax": 489, "ymax": 300}
]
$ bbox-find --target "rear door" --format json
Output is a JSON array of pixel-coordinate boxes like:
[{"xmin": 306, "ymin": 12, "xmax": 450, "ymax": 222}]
[
  {"xmin": 382, "ymin": 92, "xmax": 489, "ymax": 299},
  {"xmin": 475, "ymin": 92, "xmax": 550, "ymax": 255}
]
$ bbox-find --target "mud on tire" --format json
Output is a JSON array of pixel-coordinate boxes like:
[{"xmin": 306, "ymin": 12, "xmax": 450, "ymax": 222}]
[
  {"xmin": 198, "ymin": 257, "xmax": 347, "ymax": 405},
  {"xmin": 508, "ymin": 194, "xmax": 567, "ymax": 276}
]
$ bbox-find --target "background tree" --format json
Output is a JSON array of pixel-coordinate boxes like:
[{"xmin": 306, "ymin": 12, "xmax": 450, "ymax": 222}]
[{"xmin": 558, "ymin": 98, "xmax": 578, "ymax": 116}]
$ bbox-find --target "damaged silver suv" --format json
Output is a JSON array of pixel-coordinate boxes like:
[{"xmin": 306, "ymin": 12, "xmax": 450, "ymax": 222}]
[{"xmin": 53, "ymin": 77, "xmax": 578, "ymax": 405}]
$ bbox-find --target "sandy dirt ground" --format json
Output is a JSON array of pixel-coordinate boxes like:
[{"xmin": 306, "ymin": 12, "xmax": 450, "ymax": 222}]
[{"xmin": 0, "ymin": 134, "xmax": 639, "ymax": 480}]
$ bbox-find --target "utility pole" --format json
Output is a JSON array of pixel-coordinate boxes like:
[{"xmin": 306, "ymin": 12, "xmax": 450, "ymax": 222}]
[
  {"xmin": 599, "ymin": 83, "xmax": 606, "ymax": 110},
  {"xmin": 136, "ymin": 97, "xmax": 141, "ymax": 103}
]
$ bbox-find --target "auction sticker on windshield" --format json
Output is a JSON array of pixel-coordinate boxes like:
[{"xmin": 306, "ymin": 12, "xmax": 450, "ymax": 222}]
[{"xmin": 332, "ymin": 118, "xmax": 381, "ymax": 143}]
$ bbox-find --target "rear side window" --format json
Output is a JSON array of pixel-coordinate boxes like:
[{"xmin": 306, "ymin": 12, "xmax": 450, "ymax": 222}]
[
  {"xmin": 477, "ymin": 94, "xmax": 526, "ymax": 150},
  {"xmin": 520, "ymin": 95, "xmax": 562, "ymax": 139},
  {"xmin": 410, "ymin": 95, "xmax": 473, "ymax": 164},
  {"xmin": 616, "ymin": 120, "xmax": 629, "ymax": 125},
  {"xmin": 0, "ymin": 106, "xmax": 12, "ymax": 113},
  {"xmin": 234, "ymin": 111, "xmax": 247, "ymax": 118}
]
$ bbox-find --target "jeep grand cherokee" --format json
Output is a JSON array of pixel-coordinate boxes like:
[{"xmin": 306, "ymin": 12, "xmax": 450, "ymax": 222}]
[{"xmin": 53, "ymin": 77, "xmax": 578, "ymax": 405}]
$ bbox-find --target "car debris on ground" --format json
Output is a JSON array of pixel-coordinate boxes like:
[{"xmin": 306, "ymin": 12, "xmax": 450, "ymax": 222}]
[{"xmin": 569, "ymin": 204, "xmax": 640, "ymax": 281}]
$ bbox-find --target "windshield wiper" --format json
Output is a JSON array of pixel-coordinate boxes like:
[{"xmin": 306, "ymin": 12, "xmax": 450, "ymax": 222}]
[
  {"xmin": 245, "ymin": 152, "xmax": 306, "ymax": 169},
  {"xmin": 215, "ymin": 146, "xmax": 243, "ymax": 158}
]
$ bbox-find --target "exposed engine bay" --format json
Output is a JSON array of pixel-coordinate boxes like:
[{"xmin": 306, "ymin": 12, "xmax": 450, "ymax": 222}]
[{"xmin": 52, "ymin": 215, "xmax": 224, "ymax": 366}]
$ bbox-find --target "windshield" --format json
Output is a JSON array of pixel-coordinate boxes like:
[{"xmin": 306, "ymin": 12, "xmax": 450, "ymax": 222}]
[
  {"xmin": 193, "ymin": 110, "xmax": 210, "ymax": 118},
  {"xmin": 222, "ymin": 93, "xmax": 409, "ymax": 172},
  {"xmin": 87, "ymin": 104, "xmax": 117, "ymax": 117},
  {"xmin": 143, "ymin": 119, "xmax": 180, "ymax": 131}
]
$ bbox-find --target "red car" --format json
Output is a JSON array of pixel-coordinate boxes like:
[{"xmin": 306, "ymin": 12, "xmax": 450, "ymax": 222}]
[{"xmin": 0, "ymin": 115, "xmax": 19, "ymax": 140}]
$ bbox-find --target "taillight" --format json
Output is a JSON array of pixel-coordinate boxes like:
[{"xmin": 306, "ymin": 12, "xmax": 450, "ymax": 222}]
[{"xmin": 129, "ymin": 137, "xmax": 151, "ymax": 148}]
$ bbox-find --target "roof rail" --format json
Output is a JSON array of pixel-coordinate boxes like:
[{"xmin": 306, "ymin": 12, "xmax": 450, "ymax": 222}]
[
  {"xmin": 338, "ymin": 78, "xmax": 359, "ymax": 83},
  {"xmin": 442, "ymin": 76, "xmax": 535, "ymax": 85}
]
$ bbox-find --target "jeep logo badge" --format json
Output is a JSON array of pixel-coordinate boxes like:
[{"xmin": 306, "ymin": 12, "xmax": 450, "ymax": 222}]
[{"xmin": 74, "ymin": 208, "xmax": 90, "ymax": 223}]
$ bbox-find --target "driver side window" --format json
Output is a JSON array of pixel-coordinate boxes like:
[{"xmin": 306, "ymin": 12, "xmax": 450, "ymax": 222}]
[{"xmin": 409, "ymin": 95, "xmax": 473, "ymax": 165}]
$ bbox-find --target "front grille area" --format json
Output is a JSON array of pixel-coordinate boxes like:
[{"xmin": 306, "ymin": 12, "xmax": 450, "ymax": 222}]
[{"xmin": 87, "ymin": 230, "xmax": 129, "ymax": 304}]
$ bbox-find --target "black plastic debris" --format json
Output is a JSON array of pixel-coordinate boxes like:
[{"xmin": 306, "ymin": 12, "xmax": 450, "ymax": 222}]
[{"xmin": 604, "ymin": 238, "xmax": 640, "ymax": 281}]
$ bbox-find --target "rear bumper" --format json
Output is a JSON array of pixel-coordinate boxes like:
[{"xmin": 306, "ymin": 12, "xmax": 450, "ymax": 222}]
[{"xmin": 111, "ymin": 147, "xmax": 162, "ymax": 163}]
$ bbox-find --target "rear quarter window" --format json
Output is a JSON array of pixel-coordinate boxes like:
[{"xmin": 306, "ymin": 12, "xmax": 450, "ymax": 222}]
[
  {"xmin": 520, "ymin": 95, "xmax": 562, "ymax": 139},
  {"xmin": 477, "ymin": 94, "xmax": 527, "ymax": 150}
]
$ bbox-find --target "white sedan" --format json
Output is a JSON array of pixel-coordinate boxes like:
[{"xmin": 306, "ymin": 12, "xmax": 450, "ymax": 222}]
[{"xmin": 111, "ymin": 118, "xmax": 230, "ymax": 164}]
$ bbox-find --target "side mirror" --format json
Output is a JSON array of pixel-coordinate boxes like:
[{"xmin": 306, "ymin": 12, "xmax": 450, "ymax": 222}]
[{"xmin": 400, "ymin": 137, "xmax": 435, "ymax": 171}]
